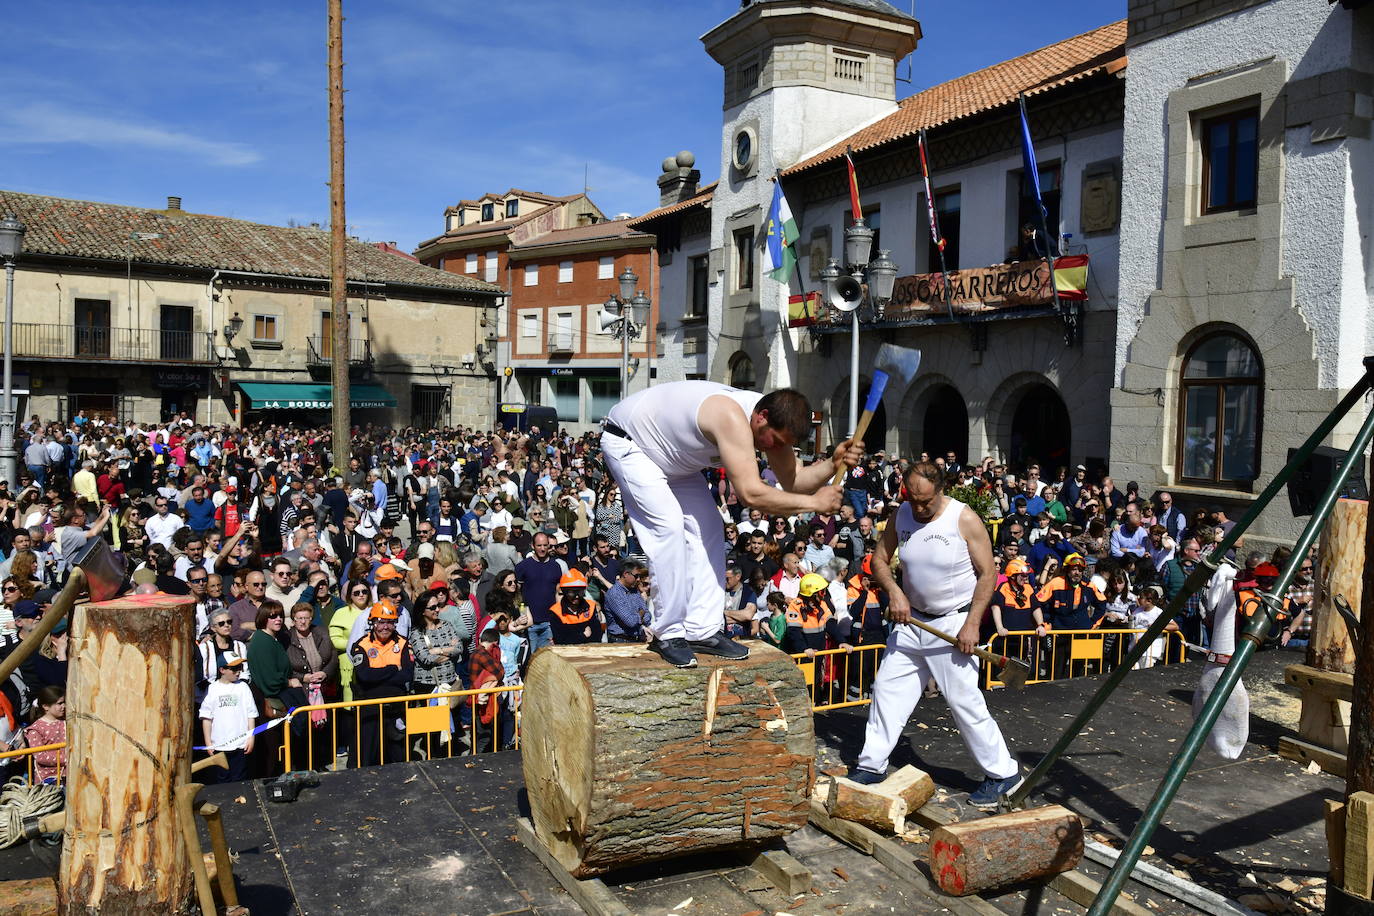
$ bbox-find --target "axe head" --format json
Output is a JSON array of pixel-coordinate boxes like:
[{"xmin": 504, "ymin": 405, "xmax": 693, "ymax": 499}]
[
  {"xmin": 997, "ymin": 657, "xmax": 1032, "ymax": 690},
  {"xmin": 863, "ymin": 344, "xmax": 922, "ymax": 413}
]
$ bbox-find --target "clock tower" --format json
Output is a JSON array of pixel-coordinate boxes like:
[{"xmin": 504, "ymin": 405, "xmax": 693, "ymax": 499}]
[{"xmin": 700, "ymin": 0, "xmax": 920, "ymax": 387}]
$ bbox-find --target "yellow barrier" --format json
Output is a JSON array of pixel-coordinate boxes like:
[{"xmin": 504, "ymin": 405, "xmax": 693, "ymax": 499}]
[
  {"xmin": 983, "ymin": 627, "xmax": 1188, "ymax": 689},
  {"xmin": 279, "ymin": 684, "xmax": 523, "ymax": 773},
  {"xmin": 0, "ymin": 741, "xmax": 66, "ymax": 785},
  {"xmin": 789, "ymin": 642, "xmax": 887, "ymax": 712}
]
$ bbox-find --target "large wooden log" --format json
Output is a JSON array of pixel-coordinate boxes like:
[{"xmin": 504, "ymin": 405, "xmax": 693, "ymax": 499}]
[
  {"xmin": 1350, "ymin": 463, "xmax": 1374, "ymax": 797},
  {"xmin": 929, "ymin": 805, "xmax": 1084, "ymax": 896},
  {"xmin": 521, "ymin": 643, "xmax": 815, "ymax": 878},
  {"xmin": 818, "ymin": 765, "xmax": 936, "ymax": 834},
  {"xmin": 1309, "ymin": 498, "xmax": 1365, "ymax": 674},
  {"xmin": 58, "ymin": 593, "xmax": 196, "ymax": 914}
]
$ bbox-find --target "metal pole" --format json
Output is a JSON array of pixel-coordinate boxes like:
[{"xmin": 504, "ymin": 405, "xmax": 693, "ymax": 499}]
[
  {"xmin": 848, "ymin": 310, "xmax": 860, "ymax": 436},
  {"xmin": 327, "ymin": 0, "xmax": 351, "ymax": 474},
  {"xmin": 1008, "ymin": 366, "xmax": 1374, "ymax": 808},
  {"xmin": 0, "ymin": 260, "xmax": 15, "ymax": 486},
  {"xmin": 621, "ymin": 319, "xmax": 629, "ymax": 399},
  {"xmin": 1089, "ymin": 397, "xmax": 1374, "ymax": 916}
]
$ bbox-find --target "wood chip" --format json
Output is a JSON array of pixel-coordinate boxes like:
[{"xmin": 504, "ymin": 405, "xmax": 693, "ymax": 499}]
[
  {"xmin": 739, "ymin": 910, "xmax": 765, "ymax": 916},
  {"xmin": 673, "ymin": 897, "xmax": 694, "ymax": 910},
  {"xmin": 833, "ymin": 867, "xmax": 850, "ymax": 882},
  {"xmin": 234, "ymin": 796, "xmax": 247, "ymax": 804},
  {"xmin": 1276, "ymin": 877, "xmax": 1301, "ymax": 892},
  {"xmin": 1306, "ymin": 760, "xmax": 1322, "ymax": 775}
]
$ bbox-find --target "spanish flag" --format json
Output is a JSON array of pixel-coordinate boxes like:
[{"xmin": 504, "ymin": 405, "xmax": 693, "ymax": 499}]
[
  {"xmin": 844, "ymin": 149, "xmax": 863, "ymax": 223},
  {"xmin": 1053, "ymin": 254, "xmax": 1089, "ymax": 301},
  {"xmin": 788, "ymin": 291, "xmax": 821, "ymax": 328}
]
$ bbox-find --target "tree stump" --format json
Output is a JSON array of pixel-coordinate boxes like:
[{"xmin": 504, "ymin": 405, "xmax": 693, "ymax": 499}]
[
  {"xmin": 58, "ymin": 593, "xmax": 196, "ymax": 914},
  {"xmin": 929, "ymin": 805, "xmax": 1084, "ymax": 896},
  {"xmin": 1295, "ymin": 499, "xmax": 1366, "ymax": 758},
  {"xmin": 817, "ymin": 766, "xmax": 936, "ymax": 834},
  {"xmin": 521, "ymin": 643, "xmax": 815, "ymax": 877}
]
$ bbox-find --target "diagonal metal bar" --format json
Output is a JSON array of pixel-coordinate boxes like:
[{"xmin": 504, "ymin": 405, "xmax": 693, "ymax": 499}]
[
  {"xmin": 1007, "ymin": 367, "xmax": 1373, "ymax": 809},
  {"xmin": 1089, "ymin": 385, "xmax": 1374, "ymax": 915}
]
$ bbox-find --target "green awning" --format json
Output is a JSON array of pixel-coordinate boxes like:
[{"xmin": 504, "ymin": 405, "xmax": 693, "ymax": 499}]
[{"xmin": 236, "ymin": 382, "xmax": 397, "ymax": 410}]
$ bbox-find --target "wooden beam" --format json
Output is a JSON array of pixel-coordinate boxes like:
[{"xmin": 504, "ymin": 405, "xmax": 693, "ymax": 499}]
[
  {"xmin": 515, "ymin": 817, "xmax": 631, "ymax": 916},
  {"xmin": 1279, "ymin": 736, "xmax": 1349, "ymax": 777},
  {"xmin": 738, "ymin": 846, "xmax": 811, "ymax": 897},
  {"xmin": 1327, "ymin": 800, "xmax": 1347, "ymax": 888},
  {"xmin": 809, "ymin": 800, "xmax": 875, "ymax": 854},
  {"xmin": 1345, "ymin": 792, "xmax": 1374, "ymax": 898},
  {"xmin": 1286, "ymin": 664, "xmax": 1355, "ymax": 701},
  {"xmin": 1048, "ymin": 868, "xmax": 1153, "ymax": 916}
]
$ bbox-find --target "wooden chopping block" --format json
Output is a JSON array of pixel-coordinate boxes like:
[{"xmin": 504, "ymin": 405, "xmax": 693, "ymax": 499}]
[
  {"xmin": 929, "ymin": 805, "xmax": 1084, "ymax": 896},
  {"xmin": 818, "ymin": 765, "xmax": 936, "ymax": 834},
  {"xmin": 521, "ymin": 643, "xmax": 815, "ymax": 878}
]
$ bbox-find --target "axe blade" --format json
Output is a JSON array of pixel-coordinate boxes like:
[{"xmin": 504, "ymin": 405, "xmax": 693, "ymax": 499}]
[
  {"xmin": 873, "ymin": 342, "xmax": 922, "ymax": 394},
  {"xmin": 997, "ymin": 657, "xmax": 1032, "ymax": 690}
]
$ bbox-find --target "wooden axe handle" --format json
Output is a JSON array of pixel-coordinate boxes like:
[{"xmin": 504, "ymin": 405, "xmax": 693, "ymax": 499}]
[
  {"xmin": 830, "ymin": 409, "xmax": 876, "ymax": 486},
  {"xmin": 901, "ymin": 617, "xmax": 1012, "ymax": 671}
]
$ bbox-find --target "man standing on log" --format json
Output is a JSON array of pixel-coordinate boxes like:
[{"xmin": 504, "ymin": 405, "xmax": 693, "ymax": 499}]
[
  {"xmin": 849, "ymin": 461, "xmax": 1021, "ymax": 809},
  {"xmin": 601, "ymin": 382, "xmax": 859, "ymax": 668}
]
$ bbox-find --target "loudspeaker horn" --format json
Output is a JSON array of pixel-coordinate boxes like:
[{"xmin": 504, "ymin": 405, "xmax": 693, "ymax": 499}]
[
  {"xmin": 828, "ymin": 274, "xmax": 864, "ymax": 313},
  {"xmin": 597, "ymin": 309, "xmax": 624, "ymax": 333}
]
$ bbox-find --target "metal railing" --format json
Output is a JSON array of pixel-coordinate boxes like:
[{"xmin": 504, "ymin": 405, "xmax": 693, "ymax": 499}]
[
  {"xmin": 982, "ymin": 628, "xmax": 1188, "ymax": 689},
  {"xmin": 0, "ymin": 742, "xmax": 66, "ymax": 785},
  {"xmin": 791, "ymin": 642, "xmax": 887, "ymax": 711},
  {"xmin": 8, "ymin": 323, "xmax": 214, "ymax": 363},
  {"xmin": 305, "ymin": 336, "xmax": 371, "ymax": 366}
]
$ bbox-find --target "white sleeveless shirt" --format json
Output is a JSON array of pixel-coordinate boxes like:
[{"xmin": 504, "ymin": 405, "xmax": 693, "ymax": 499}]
[
  {"xmin": 605, "ymin": 381, "xmax": 763, "ymax": 479},
  {"xmin": 894, "ymin": 497, "xmax": 977, "ymax": 616}
]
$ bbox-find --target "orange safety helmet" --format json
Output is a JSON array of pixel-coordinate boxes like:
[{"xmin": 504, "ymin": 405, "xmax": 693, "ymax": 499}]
[
  {"xmin": 558, "ymin": 569, "xmax": 588, "ymax": 589},
  {"xmin": 1062, "ymin": 553, "xmax": 1087, "ymax": 568},
  {"xmin": 368, "ymin": 600, "xmax": 399, "ymax": 621},
  {"xmin": 860, "ymin": 554, "xmax": 873, "ymax": 577},
  {"xmin": 1004, "ymin": 558, "xmax": 1031, "ymax": 576}
]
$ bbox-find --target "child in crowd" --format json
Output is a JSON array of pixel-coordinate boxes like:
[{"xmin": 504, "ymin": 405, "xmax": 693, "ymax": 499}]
[
  {"xmin": 760, "ymin": 592, "xmax": 789, "ymax": 648},
  {"xmin": 24, "ymin": 686, "xmax": 67, "ymax": 784},
  {"xmin": 1131, "ymin": 586, "xmax": 1177, "ymax": 669},
  {"xmin": 198, "ymin": 654, "xmax": 256, "ymax": 783}
]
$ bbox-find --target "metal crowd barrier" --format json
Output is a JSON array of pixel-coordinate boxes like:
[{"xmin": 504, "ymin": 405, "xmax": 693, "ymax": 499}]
[
  {"xmin": 983, "ymin": 627, "xmax": 1189, "ymax": 689},
  {"xmin": 790, "ymin": 642, "xmax": 888, "ymax": 712},
  {"xmin": 0, "ymin": 741, "xmax": 66, "ymax": 785}
]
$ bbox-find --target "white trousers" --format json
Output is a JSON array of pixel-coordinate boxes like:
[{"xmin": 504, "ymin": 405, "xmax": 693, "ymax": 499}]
[
  {"xmin": 857, "ymin": 612, "xmax": 1018, "ymax": 780},
  {"xmin": 601, "ymin": 435, "xmax": 725, "ymax": 641}
]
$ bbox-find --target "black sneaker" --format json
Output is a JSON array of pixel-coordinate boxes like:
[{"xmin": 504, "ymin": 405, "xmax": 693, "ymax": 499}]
[
  {"xmin": 649, "ymin": 637, "xmax": 698, "ymax": 668},
  {"xmin": 688, "ymin": 632, "xmax": 750, "ymax": 660},
  {"xmin": 846, "ymin": 767, "xmax": 887, "ymax": 785}
]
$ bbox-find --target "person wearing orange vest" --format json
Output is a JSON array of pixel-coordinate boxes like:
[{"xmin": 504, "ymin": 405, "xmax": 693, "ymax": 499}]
[
  {"xmin": 349, "ymin": 601, "xmax": 414, "ymax": 767},
  {"xmin": 549, "ymin": 569, "xmax": 604, "ymax": 645},
  {"xmin": 1235, "ymin": 562, "xmax": 1290, "ymax": 643},
  {"xmin": 844, "ymin": 555, "xmax": 888, "ymax": 699},
  {"xmin": 1036, "ymin": 555, "xmax": 1104, "ymax": 679},
  {"xmin": 785, "ymin": 573, "xmax": 850, "ymax": 705}
]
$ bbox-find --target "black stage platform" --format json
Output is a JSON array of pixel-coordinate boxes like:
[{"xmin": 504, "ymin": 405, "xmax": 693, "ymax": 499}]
[{"xmin": 2, "ymin": 648, "xmax": 1336, "ymax": 915}]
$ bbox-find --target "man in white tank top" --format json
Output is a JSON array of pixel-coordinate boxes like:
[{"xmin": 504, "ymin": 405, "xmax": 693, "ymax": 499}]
[
  {"xmin": 850, "ymin": 461, "xmax": 1021, "ymax": 809},
  {"xmin": 601, "ymin": 382, "xmax": 860, "ymax": 668}
]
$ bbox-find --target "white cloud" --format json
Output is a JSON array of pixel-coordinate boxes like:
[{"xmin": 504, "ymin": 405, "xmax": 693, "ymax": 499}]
[{"xmin": 0, "ymin": 103, "xmax": 261, "ymax": 167}]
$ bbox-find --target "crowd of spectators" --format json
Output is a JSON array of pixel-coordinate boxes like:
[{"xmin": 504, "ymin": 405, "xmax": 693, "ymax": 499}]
[{"xmin": 0, "ymin": 410, "xmax": 1316, "ymax": 782}]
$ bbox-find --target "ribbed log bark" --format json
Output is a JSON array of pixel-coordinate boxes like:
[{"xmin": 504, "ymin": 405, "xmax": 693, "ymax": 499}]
[
  {"xmin": 820, "ymin": 765, "xmax": 935, "ymax": 834},
  {"xmin": 522, "ymin": 643, "xmax": 815, "ymax": 877},
  {"xmin": 58, "ymin": 593, "xmax": 195, "ymax": 915}
]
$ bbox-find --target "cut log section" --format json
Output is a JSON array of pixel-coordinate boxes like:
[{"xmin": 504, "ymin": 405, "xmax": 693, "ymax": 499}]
[
  {"xmin": 929, "ymin": 805, "xmax": 1084, "ymax": 896},
  {"xmin": 58, "ymin": 593, "xmax": 196, "ymax": 913},
  {"xmin": 818, "ymin": 765, "xmax": 936, "ymax": 834},
  {"xmin": 521, "ymin": 643, "xmax": 815, "ymax": 878}
]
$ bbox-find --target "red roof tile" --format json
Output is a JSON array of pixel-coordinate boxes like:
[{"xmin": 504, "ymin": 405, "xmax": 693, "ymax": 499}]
[{"xmin": 626, "ymin": 183, "xmax": 717, "ymax": 229}]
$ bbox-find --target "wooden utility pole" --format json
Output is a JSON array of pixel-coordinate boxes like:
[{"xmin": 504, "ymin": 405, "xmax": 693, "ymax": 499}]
[{"xmin": 327, "ymin": 0, "xmax": 351, "ymax": 474}]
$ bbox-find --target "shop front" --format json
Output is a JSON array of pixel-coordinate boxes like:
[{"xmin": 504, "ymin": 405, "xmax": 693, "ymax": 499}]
[{"xmin": 235, "ymin": 381, "xmax": 398, "ymax": 426}]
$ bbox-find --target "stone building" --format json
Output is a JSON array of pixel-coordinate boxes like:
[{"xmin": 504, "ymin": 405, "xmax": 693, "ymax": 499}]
[
  {"xmin": 636, "ymin": 1, "xmax": 1126, "ymax": 470},
  {"xmin": 0, "ymin": 191, "xmax": 501, "ymax": 429},
  {"xmin": 1111, "ymin": 0, "xmax": 1374, "ymax": 545},
  {"xmin": 414, "ymin": 189, "xmax": 656, "ymax": 433}
]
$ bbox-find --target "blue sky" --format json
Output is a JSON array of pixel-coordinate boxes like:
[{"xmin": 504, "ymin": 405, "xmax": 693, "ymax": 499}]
[{"xmin": 1, "ymin": 1, "xmax": 1125, "ymax": 252}]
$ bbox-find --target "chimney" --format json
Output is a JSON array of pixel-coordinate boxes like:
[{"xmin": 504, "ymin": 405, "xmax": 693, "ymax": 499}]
[
  {"xmin": 657, "ymin": 151, "xmax": 701, "ymax": 205},
  {"xmin": 166, "ymin": 196, "xmax": 182, "ymax": 210}
]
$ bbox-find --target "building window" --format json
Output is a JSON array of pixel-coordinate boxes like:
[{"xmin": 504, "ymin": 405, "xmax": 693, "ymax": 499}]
[
  {"xmin": 506, "ymin": 199, "xmax": 519, "ymax": 218},
  {"xmin": 1016, "ymin": 164, "xmax": 1061, "ymax": 257},
  {"xmin": 524, "ymin": 264, "xmax": 539, "ymax": 287},
  {"xmin": 588, "ymin": 377, "xmax": 619, "ymax": 419},
  {"xmin": 833, "ymin": 51, "xmax": 865, "ymax": 83},
  {"xmin": 734, "ymin": 227, "xmax": 754, "ymax": 291},
  {"xmin": 728, "ymin": 352, "xmax": 757, "ymax": 390},
  {"xmin": 559, "ymin": 260, "xmax": 573, "ymax": 283},
  {"xmin": 458, "ymin": 211, "xmax": 466, "ymax": 226},
  {"xmin": 485, "ymin": 251, "xmax": 498, "ymax": 283},
  {"xmin": 465, "ymin": 253, "xmax": 478, "ymax": 274},
  {"xmin": 1201, "ymin": 108, "xmax": 1258, "ymax": 214},
  {"xmin": 437, "ymin": 257, "xmax": 446, "ymax": 272},
  {"xmin": 598, "ymin": 256, "xmax": 614, "ymax": 280},
  {"xmin": 252, "ymin": 314, "xmax": 278, "ymax": 342},
  {"xmin": 688, "ymin": 255, "xmax": 709, "ymax": 317},
  {"xmin": 736, "ymin": 60, "xmax": 759, "ymax": 97},
  {"xmin": 925, "ymin": 189, "xmax": 960, "ymax": 271},
  {"xmin": 1178, "ymin": 330, "xmax": 1262, "ymax": 486},
  {"xmin": 445, "ymin": 214, "xmax": 457, "ymax": 233},
  {"xmin": 520, "ymin": 314, "xmax": 538, "ymax": 338},
  {"xmin": 481, "ymin": 203, "xmax": 494, "ymax": 222},
  {"xmin": 551, "ymin": 375, "xmax": 579, "ymax": 422}
]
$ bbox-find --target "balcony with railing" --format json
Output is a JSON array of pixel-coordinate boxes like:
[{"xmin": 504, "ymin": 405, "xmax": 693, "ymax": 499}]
[
  {"xmin": 547, "ymin": 326, "xmax": 575, "ymax": 354},
  {"xmin": 306, "ymin": 336, "xmax": 372, "ymax": 366},
  {"xmin": 7, "ymin": 323, "xmax": 214, "ymax": 364}
]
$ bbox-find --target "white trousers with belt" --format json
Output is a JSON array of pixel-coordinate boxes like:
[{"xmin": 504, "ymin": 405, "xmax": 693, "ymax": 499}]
[
  {"xmin": 601, "ymin": 434, "xmax": 724, "ymax": 642},
  {"xmin": 857, "ymin": 611, "xmax": 1018, "ymax": 779}
]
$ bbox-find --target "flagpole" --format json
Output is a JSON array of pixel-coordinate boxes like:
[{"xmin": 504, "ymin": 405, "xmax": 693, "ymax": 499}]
[
  {"xmin": 1018, "ymin": 93, "xmax": 1071, "ymax": 344},
  {"xmin": 919, "ymin": 129, "xmax": 957, "ymax": 323}
]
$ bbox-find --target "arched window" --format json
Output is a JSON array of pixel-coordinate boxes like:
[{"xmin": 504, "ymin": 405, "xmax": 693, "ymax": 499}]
[
  {"xmin": 728, "ymin": 352, "xmax": 757, "ymax": 390},
  {"xmin": 1178, "ymin": 331, "xmax": 1261, "ymax": 486}
]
